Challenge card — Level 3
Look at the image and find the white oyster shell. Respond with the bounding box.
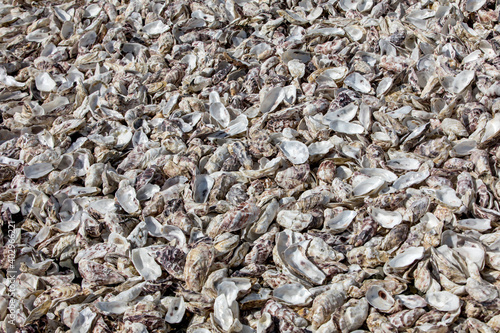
[272,283,312,305]
[392,170,430,190]
[210,102,231,128]
[366,285,394,311]
[481,113,500,144]
[260,86,285,114]
[466,0,486,12]
[283,240,326,285]
[426,291,460,312]
[95,301,129,315]
[376,77,393,96]
[193,174,214,203]
[323,103,358,123]
[116,185,140,214]
[344,73,371,93]
[330,120,365,134]
[326,210,357,233]
[71,307,97,333]
[370,208,402,228]
[279,140,309,165]
[359,168,397,183]
[35,73,56,92]
[435,186,462,208]
[394,295,427,309]
[163,297,186,324]
[457,219,491,232]
[24,163,54,179]
[353,177,385,196]
[388,247,425,269]
[386,158,421,171]
[131,248,162,281]
[453,140,477,156]
[143,20,170,35]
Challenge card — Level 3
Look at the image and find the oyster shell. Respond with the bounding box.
[2,0,499,331]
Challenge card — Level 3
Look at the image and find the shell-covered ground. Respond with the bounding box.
[1,0,500,332]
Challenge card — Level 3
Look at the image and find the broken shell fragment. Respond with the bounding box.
[345,73,371,93]
[24,163,54,179]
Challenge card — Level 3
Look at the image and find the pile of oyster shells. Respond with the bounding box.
[2,0,500,331]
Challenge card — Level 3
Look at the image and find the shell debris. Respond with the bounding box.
[1,0,500,332]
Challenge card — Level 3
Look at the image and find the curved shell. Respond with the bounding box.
[24,163,54,179]
[279,140,309,165]
[370,208,403,228]
[163,297,186,324]
[193,174,214,203]
[353,177,385,196]
[326,210,357,233]
[344,73,371,93]
[131,248,162,281]
[272,283,312,305]
[283,240,326,285]
[116,185,140,214]
[388,247,425,269]
[330,120,365,134]
[366,285,395,311]
[426,291,460,312]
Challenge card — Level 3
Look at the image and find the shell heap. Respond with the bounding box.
[1,0,500,332]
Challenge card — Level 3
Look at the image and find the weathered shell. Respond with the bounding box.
[184,241,214,292]
[5,0,500,330]
[310,282,348,329]
[277,210,314,231]
[71,307,97,333]
[283,240,326,285]
[207,202,260,238]
[78,260,125,285]
[262,299,308,332]
[276,164,310,189]
[24,163,54,179]
[345,73,371,93]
